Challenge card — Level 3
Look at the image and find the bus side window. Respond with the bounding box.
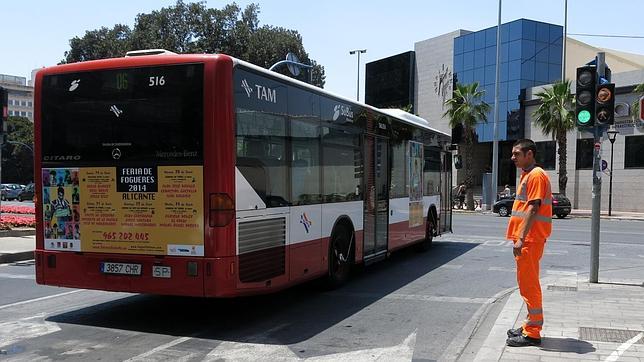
[237,156,268,200]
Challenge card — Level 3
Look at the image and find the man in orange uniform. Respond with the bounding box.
[505,139,552,347]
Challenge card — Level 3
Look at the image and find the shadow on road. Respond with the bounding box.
[47,241,478,345]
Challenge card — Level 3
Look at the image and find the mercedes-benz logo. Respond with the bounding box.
[112,148,122,160]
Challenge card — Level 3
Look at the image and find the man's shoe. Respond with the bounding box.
[507,326,523,338]
[506,334,541,347]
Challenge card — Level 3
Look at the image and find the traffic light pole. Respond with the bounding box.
[589,52,606,284]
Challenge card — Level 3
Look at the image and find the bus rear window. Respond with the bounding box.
[41,64,204,163]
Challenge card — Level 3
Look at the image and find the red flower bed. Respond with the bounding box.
[1,205,35,215]
[0,214,35,229]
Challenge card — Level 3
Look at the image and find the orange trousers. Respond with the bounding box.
[515,240,545,339]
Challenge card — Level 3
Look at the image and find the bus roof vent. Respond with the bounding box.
[125,49,178,57]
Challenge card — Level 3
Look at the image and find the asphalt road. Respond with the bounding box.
[0,213,642,361]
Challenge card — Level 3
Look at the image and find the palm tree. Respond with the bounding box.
[443,82,490,210]
[532,80,575,195]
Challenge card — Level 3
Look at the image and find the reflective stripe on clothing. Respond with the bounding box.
[517,241,545,339]
[510,211,552,224]
[506,166,553,241]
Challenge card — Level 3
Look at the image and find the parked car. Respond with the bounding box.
[493,192,572,218]
[17,183,35,202]
[1,184,23,201]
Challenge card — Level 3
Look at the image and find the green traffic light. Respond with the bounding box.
[577,110,591,124]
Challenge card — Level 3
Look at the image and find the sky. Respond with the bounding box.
[3,0,644,102]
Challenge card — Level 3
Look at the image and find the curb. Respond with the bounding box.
[438,286,516,361]
[473,288,524,361]
[0,229,36,237]
[0,250,34,264]
[472,276,559,361]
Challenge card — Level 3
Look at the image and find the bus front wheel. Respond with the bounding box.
[326,224,353,288]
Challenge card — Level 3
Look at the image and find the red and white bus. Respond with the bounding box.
[34,50,452,297]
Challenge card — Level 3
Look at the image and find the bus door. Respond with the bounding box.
[363,135,389,260]
[439,151,453,233]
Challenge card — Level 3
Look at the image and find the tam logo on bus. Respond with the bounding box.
[240,79,277,104]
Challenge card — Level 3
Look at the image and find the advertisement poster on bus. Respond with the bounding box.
[42,168,81,251]
[43,166,204,256]
[409,141,424,227]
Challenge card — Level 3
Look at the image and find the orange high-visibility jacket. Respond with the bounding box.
[506,166,552,241]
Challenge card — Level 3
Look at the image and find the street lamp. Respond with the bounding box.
[606,128,618,216]
[349,49,366,101]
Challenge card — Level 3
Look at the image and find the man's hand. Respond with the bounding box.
[513,238,524,257]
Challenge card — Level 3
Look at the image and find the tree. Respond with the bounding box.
[532,80,575,195]
[2,116,34,184]
[443,83,490,210]
[64,25,132,63]
[62,1,325,87]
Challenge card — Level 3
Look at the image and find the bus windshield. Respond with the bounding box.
[41,63,204,163]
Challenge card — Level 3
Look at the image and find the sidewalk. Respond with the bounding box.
[569,209,644,221]
[0,229,35,263]
[474,274,644,361]
[454,207,644,221]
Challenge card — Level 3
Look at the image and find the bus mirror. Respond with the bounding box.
[454,155,463,169]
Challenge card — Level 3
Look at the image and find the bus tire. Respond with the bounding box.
[417,208,436,252]
[326,223,353,288]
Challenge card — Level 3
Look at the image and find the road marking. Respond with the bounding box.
[203,330,417,361]
[488,267,514,273]
[544,250,568,255]
[441,235,642,248]
[556,227,642,236]
[438,264,463,269]
[600,253,616,257]
[123,337,192,361]
[308,330,416,361]
[482,239,511,247]
[0,319,61,348]
[125,323,290,361]
[0,290,82,311]
[0,272,35,280]
[604,332,643,362]
[639,255,644,258]
[328,291,493,305]
[546,270,577,276]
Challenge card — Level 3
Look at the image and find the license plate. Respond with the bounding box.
[152,265,172,278]
[100,262,142,276]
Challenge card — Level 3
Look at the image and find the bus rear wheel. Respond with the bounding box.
[326,224,353,288]
[417,217,435,252]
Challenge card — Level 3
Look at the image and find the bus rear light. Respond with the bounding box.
[209,193,235,227]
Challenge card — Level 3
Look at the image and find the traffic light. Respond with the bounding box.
[595,83,615,125]
[576,66,596,127]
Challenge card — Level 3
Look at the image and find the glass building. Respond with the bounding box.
[453,19,563,142]
[365,51,416,112]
